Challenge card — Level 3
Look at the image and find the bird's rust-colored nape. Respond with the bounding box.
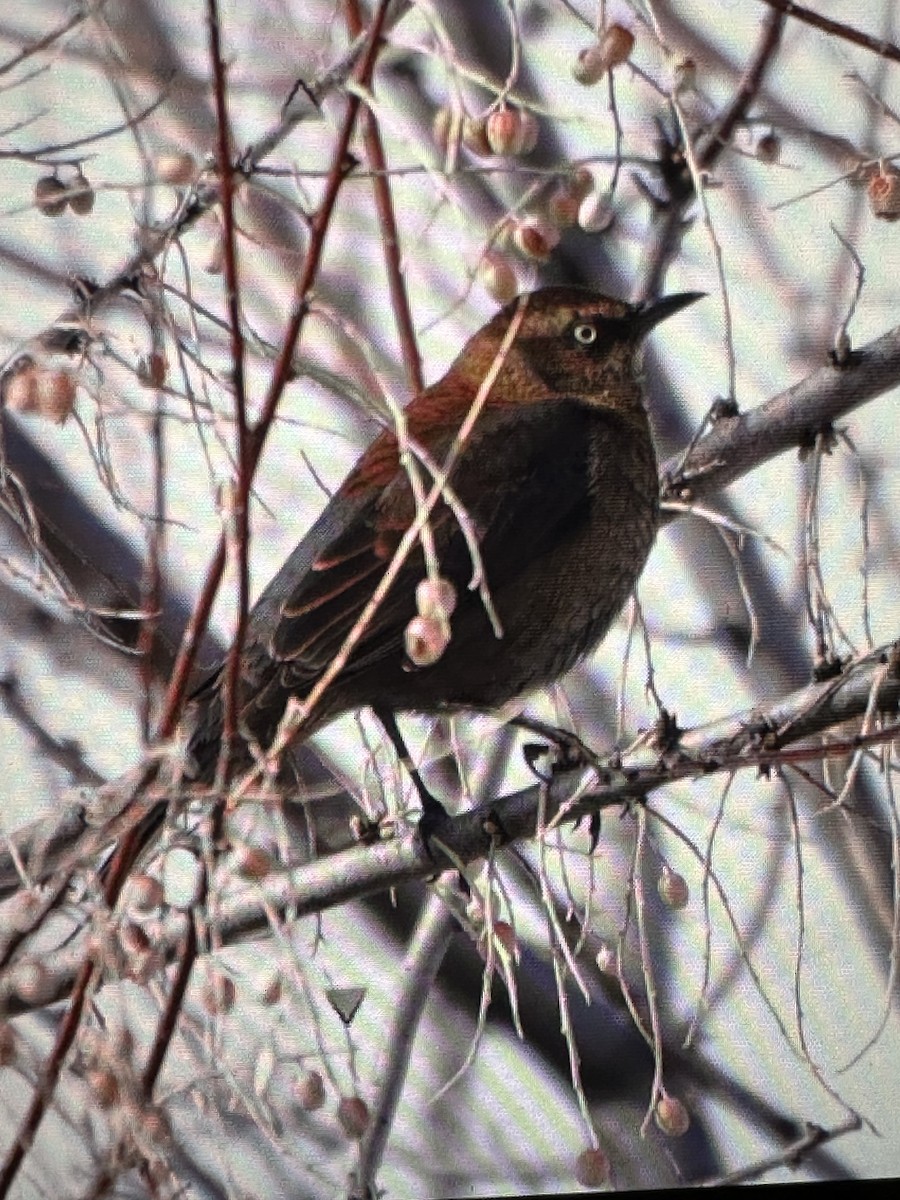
[345,287,675,495]
[436,286,643,407]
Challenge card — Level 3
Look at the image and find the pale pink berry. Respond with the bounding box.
[595,941,617,974]
[655,1093,690,1136]
[129,873,165,912]
[461,115,492,157]
[511,217,560,261]
[478,251,519,304]
[574,24,634,85]
[5,367,76,424]
[34,176,67,216]
[573,44,607,86]
[575,1146,610,1187]
[486,106,523,156]
[578,189,614,234]
[657,866,689,910]
[404,614,449,666]
[868,165,900,219]
[337,1095,370,1139]
[156,152,197,185]
[415,576,457,620]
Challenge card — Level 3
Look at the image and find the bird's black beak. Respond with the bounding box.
[633,291,706,338]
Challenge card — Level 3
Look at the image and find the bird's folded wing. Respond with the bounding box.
[263,400,602,689]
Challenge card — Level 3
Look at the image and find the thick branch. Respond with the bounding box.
[661,324,900,505]
[4,641,897,1014]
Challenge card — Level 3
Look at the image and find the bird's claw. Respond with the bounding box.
[417,793,450,852]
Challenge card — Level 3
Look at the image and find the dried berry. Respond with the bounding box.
[156,152,198,185]
[295,1069,326,1111]
[415,576,457,621]
[575,1146,611,1187]
[404,614,450,666]
[492,920,516,956]
[201,970,236,1015]
[755,132,781,164]
[34,176,68,217]
[600,23,635,68]
[657,866,689,909]
[868,164,900,219]
[511,217,560,261]
[261,975,282,1006]
[673,57,697,93]
[68,171,95,215]
[478,250,519,304]
[337,1095,370,1139]
[0,1022,16,1067]
[461,115,492,157]
[140,351,168,389]
[655,1093,690,1136]
[87,1068,120,1108]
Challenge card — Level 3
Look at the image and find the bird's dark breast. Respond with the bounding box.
[345,398,659,713]
[434,405,657,705]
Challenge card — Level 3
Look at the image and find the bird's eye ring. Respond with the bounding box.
[573,323,597,345]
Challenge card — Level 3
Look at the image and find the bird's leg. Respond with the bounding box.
[373,707,449,837]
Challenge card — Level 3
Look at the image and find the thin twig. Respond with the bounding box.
[756,0,900,65]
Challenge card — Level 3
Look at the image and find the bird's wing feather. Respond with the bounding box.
[256,399,601,689]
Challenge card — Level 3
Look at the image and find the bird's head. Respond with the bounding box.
[453,285,703,417]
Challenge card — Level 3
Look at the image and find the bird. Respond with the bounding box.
[184,285,702,827]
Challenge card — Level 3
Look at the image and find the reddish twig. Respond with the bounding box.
[642,8,785,299]
[136,316,168,742]
[205,0,251,775]
[756,0,900,65]
[698,8,786,169]
[0,958,95,1194]
[141,914,199,1099]
[155,0,394,742]
[0,8,397,1193]
[0,821,143,1195]
[344,0,424,396]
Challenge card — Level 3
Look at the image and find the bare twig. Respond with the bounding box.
[756,0,900,65]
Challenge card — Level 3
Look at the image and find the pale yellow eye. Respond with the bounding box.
[573,322,597,345]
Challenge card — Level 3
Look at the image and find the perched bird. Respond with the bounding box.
[186,286,701,820]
